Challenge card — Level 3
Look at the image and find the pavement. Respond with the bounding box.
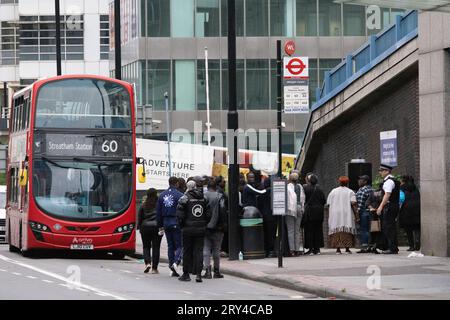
[133,234,450,300]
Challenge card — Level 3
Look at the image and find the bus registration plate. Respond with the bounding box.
[70,244,94,250]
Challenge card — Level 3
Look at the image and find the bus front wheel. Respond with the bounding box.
[112,252,126,260]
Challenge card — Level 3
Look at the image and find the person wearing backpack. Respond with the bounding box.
[137,188,162,274]
[202,179,227,279]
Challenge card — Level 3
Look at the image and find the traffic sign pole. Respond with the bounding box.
[277,40,284,268]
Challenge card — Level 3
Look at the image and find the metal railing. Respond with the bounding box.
[313,10,418,111]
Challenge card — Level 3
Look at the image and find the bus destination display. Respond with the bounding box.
[34,133,132,158]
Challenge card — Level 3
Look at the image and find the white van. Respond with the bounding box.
[0,185,6,243]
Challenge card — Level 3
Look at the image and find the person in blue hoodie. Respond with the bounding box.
[157,176,184,277]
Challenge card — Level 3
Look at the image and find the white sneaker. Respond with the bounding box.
[172,263,180,275]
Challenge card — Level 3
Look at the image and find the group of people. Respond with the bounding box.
[326,163,421,254]
[137,176,228,283]
[136,164,421,281]
[238,169,327,257]
[239,163,421,257]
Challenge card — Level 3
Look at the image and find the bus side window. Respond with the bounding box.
[11,98,17,132]
[22,97,29,130]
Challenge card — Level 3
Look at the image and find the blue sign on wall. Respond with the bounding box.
[380,130,398,167]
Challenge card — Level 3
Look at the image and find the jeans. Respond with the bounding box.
[140,226,162,268]
[358,210,370,247]
[165,225,182,266]
[203,231,224,270]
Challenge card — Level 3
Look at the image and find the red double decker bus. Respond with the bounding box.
[6,75,144,258]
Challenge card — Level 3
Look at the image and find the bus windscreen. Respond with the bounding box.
[35,78,131,130]
[32,159,132,220]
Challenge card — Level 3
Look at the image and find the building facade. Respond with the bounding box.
[113,0,405,153]
[0,0,110,114]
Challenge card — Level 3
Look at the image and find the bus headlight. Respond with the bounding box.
[114,223,134,234]
[29,221,51,233]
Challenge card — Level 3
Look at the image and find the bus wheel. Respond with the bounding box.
[112,252,125,260]
[21,249,34,258]
[18,224,32,257]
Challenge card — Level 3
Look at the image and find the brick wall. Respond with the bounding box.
[301,67,419,247]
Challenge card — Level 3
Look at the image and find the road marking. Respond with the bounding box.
[0,269,6,272]
[95,292,108,297]
[119,270,133,274]
[183,291,193,295]
[290,295,304,299]
[26,275,37,279]
[43,280,54,283]
[104,268,112,272]
[0,254,127,300]
[58,283,69,287]
[75,287,89,292]
[12,272,22,276]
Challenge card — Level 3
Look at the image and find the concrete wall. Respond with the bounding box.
[418,11,450,257]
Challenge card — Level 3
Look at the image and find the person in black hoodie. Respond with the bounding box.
[203,179,227,279]
[399,175,421,251]
[177,176,211,283]
[137,188,162,274]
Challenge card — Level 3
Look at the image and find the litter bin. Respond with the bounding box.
[240,206,265,259]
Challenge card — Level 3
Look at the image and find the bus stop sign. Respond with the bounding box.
[284,40,296,56]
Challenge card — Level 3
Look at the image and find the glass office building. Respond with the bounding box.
[112,0,404,153]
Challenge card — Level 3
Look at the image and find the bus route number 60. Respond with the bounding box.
[102,140,118,153]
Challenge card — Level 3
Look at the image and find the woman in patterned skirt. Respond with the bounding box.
[327,176,360,254]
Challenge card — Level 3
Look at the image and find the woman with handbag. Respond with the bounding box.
[302,174,326,255]
[366,189,383,254]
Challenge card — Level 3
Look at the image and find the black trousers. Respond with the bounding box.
[221,230,229,253]
[263,218,277,254]
[382,209,399,253]
[182,233,204,276]
[140,226,162,268]
[304,221,324,251]
[404,225,420,249]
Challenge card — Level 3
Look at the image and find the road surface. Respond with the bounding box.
[0,245,319,300]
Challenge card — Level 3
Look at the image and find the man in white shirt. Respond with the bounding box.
[377,164,400,254]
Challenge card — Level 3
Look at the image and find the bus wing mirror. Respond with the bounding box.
[137,157,146,183]
[138,165,146,184]
[19,168,28,187]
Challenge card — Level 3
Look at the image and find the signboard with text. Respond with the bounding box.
[136,139,214,190]
[271,178,287,216]
[380,130,398,167]
[283,57,309,114]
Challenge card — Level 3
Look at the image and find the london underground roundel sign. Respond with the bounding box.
[283,57,309,79]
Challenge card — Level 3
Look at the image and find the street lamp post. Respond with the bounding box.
[205,47,211,147]
[114,0,121,80]
[55,0,61,76]
[227,0,240,261]
[165,92,172,177]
